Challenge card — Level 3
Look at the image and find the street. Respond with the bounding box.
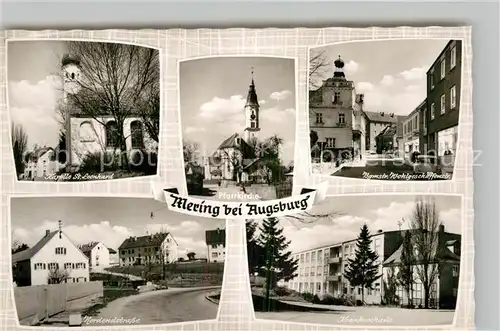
[88,287,220,326]
[256,305,455,326]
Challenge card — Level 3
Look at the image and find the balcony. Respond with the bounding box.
[328,256,341,264]
[326,274,342,282]
[336,122,348,128]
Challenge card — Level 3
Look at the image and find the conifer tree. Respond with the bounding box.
[258,217,298,311]
[398,230,416,307]
[343,224,381,304]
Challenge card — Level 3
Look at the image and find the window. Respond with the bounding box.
[324,265,328,274]
[452,265,459,277]
[333,91,340,104]
[79,121,95,142]
[450,85,457,109]
[305,253,310,262]
[55,247,67,255]
[130,121,144,149]
[316,283,321,292]
[305,267,309,276]
[34,263,45,270]
[48,263,59,270]
[423,108,427,129]
[311,268,315,276]
[338,113,345,124]
[311,251,316,262]
[450,46,456,69]
[317,250,323,262]
[374,239,381,252]
[76,262,86,269]
[317,266,322,275]
[299,283,303,292]
[250,122,256,128]
[300,254,304,262]
[105,121,119,148]
[211,244,218,249]
[325,138,335,148]
[430,69,435,89]
[315,113,323,124]
[440,59,446,79]
[430,103,436,120]
[440,94,446,114]
[212,252,218,258]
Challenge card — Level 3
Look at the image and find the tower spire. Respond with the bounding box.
[251,67,254,85]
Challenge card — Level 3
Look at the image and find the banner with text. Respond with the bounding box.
[150,181,328,219]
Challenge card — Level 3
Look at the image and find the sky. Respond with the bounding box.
[8,41,69,150]
[11,197,224,259]
[180,57,296,165]
[310,39,451,117]
[279,194,462,254]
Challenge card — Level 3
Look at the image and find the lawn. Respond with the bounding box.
[82,288,138,316]
[107,262,225,276]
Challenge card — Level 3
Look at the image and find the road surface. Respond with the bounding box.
[88,287,220,326]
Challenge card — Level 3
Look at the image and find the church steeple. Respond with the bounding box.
[333,55,346,79]
[244,67,261,141]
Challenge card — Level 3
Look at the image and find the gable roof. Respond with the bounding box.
[118,233,171,250]
[206,229,226,245]
[364,111,398,123]
[383,239,461,266]
[215,133,255,158]
[79,241,116,254]
[12,231,59,263]
[26,147,55,163]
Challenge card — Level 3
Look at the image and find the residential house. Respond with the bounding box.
[118,232,179,267]
[79,241,117,269]
[375,125,397,154]
[23,147,60,180]
[206,228,226,263]
[423,40,461,168]
[12,224,89,286]
[61,54,158,169]
[383,224,461,309]
[286,225,461,308]
[310,56,359,162]
[363,111,399,153]
[402,101,425,160]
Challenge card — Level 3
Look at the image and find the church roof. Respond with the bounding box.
[216,133,255,158]
[245,75,259,107]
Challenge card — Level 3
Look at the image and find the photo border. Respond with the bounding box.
[252,192,470,330]
[7,193,227,329]
[305,38,468,183]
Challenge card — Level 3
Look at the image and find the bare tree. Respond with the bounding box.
[63,42,160,168]
[11,122,28,176]
[407,196,442,309]
[154,228,171,280]
[309,50,330,90]
[183,140,201,164]
[47,268,69,284]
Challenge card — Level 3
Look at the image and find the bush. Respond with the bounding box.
[129,149,158,175]
[301,292,315,302]
[273,286,291,297]
[80,151,121,173]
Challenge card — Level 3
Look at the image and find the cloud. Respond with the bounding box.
[13,219,211,259]
[399,67,427,81]
[282,199,461,254]
[380,75,394,86]
[270,90,292,102]
[356,82,374,93]
[259,100,267,105]
[344,60,359,75]
[199,95,246,119]
[8,75,64,149]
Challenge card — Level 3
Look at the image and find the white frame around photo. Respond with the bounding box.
[5,38,165,186]
[7,193,227,329]
[251,192,470,330]
[305,38,468,183]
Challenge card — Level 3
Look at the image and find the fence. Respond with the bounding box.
[14,281,103,321]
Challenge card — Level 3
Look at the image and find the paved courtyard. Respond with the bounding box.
[255,306,455,326]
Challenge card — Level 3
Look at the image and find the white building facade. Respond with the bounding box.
[12,228,90,286]
[206,228,226,263]
[23,147,60,180]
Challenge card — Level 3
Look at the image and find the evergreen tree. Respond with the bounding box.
[398,230,416,308]
[343,224,381,304]
[246,220,265,276]
[258,217,298,311]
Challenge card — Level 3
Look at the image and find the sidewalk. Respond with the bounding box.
[312,157,367,175]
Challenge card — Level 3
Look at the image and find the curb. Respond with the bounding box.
[205,294,220,305]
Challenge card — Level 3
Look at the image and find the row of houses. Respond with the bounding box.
[285,224,461,309]
[12,221,180,287]
[310,40,461,165]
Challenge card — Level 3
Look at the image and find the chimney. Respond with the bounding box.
[439,224,445,233]
[377,229,383,234]
[45,230,50,237]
